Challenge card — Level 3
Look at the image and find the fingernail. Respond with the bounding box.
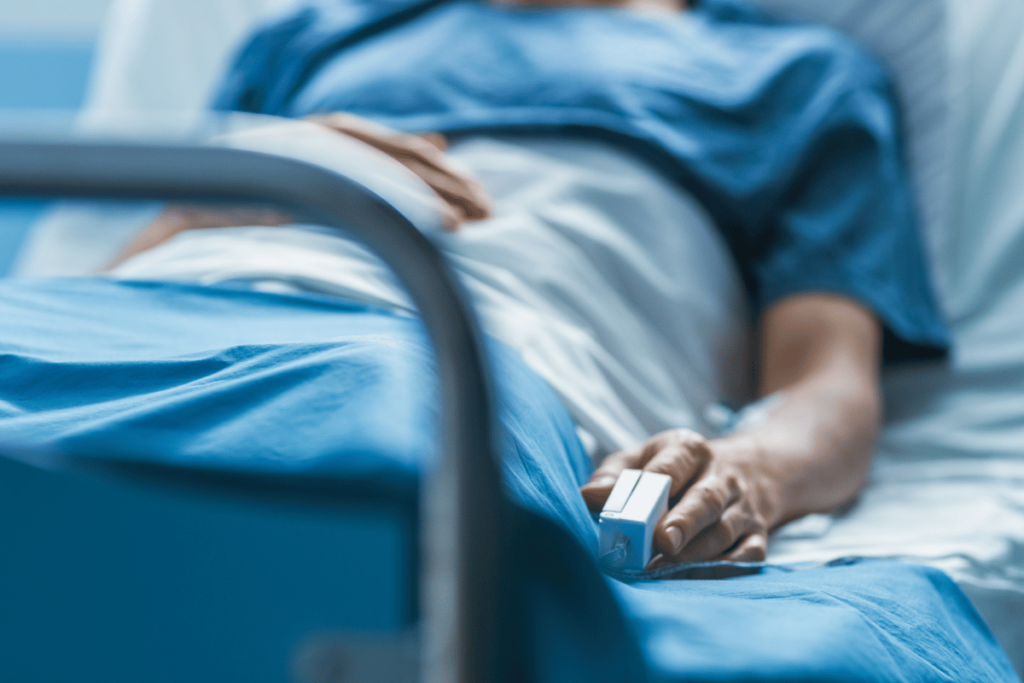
[584,475,616,490]
[665,526,683,553]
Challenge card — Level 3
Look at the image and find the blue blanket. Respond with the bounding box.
[0,277,596,541]
[0,278,1015,682]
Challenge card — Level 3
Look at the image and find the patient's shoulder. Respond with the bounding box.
[695,0,893,93]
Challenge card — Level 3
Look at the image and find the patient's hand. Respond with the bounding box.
[581,429,776,564]
[580,294,883,568]
[308,113,492,230]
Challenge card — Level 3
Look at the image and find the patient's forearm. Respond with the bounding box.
[735,294,882,528]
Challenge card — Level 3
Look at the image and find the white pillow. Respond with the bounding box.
[747,0,951,302]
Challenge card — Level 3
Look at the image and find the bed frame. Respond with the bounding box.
[0,138,509,683]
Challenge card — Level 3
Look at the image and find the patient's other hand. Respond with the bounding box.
[308,113,493,231]
[580,429,778,565]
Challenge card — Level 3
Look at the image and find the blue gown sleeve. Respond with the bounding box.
[741,42,950,362]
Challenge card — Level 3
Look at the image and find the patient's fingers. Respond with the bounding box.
[586,429,774,564]
[308,113,492,229]
[580,428,710,511]
[420,132,448,152]
[721,533,768,563]
[660,500,760,563]
[659,483,770,564]
[654,474,739,555]
[397,152,492,222]
[163,206,291,229]
[642,430,712,497]
[378,136,492,220]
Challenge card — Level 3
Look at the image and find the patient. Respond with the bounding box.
[105,0,950,566]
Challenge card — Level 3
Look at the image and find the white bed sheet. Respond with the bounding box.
[770,456,1024,674]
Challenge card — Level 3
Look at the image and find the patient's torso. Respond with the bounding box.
[218,0,950,365]
[112,135,752,456]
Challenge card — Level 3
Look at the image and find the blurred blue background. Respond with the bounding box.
[0,40,94,110]
[0,1,107,275]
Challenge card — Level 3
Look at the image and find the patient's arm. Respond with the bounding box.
[581,293,882,563]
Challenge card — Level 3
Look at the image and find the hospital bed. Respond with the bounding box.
[2,0,1024,680]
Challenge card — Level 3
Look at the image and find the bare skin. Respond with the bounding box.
[581,294,882,564]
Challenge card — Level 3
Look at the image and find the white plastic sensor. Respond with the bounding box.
[598,469,672,571]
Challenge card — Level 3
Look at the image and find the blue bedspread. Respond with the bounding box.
[0,278,1016,682]
[0,277,596,543]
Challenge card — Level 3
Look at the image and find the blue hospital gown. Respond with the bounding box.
[215,0,950,363]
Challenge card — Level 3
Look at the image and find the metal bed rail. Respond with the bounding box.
[0,139,505,683]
